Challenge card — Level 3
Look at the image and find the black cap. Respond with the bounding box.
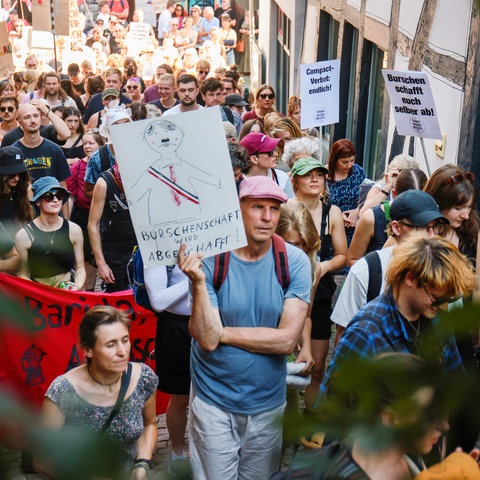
[0,146,26,175]
[224,93,249,107]
[390,190,448,226]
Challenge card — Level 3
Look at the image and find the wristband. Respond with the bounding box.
[380,188,390,196]
[134,458,152,467]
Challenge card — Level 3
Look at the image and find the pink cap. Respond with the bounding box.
[240,132,281,156]
[239,176,288,203]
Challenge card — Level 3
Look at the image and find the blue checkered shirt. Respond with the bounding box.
[320,290,463,395]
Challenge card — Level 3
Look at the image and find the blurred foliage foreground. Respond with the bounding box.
[2,293,480,479]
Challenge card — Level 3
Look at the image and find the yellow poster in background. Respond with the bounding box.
[0,21,14,78]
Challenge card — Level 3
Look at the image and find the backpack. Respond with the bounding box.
[128,246,174,312]
[99,144,111,173]
[213,233,290,292]
[109,0,124,9]
[365,250,382,302]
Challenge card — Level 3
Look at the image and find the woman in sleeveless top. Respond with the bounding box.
[60,107,85,166]
[289,157,347,412]
[35,306,158,478]
[348,168,427,267]
[15,176,85,289]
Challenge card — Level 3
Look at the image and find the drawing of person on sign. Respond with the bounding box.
[134,119,221,225]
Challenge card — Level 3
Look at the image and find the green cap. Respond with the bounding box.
[290,157,328,177]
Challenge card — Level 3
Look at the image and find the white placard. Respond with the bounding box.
[300,59,340,129]
[110,107,247,267]
[382,69,442,139]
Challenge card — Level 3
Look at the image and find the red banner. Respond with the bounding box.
[0,273,169,413]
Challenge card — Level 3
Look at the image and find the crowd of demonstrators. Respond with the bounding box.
[2,7,480,478]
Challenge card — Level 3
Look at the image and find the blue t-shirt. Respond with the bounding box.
[191,243,311,415]
[84,145,115,185]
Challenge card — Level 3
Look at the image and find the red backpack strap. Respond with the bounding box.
[272,234,290,291]
[213,251,230,292]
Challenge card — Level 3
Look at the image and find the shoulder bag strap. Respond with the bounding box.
[101,362,132,433]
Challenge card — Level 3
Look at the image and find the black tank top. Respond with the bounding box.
[24,218,75,278]
[100,169,137,247]
[368,205,388,253]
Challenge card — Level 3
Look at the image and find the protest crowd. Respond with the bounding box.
[1,1,480,480]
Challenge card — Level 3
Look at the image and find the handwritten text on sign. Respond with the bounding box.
[382,70,441,139]
[300,59,340,129]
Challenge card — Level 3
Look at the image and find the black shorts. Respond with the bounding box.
[310,296,332,340]
[155,311,191,395]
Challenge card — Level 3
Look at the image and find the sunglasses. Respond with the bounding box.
[198,70,209,75]
[126,85,139,90]
[259,93,275,99]
[42,190,66,202]
[399,221,445,236]
[423,285,461,308]
[445,172,475,185]
[0,106,15,112]
[255,150,276,157]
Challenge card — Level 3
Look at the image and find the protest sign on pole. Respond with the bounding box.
[300,59,340,129]
[110,107,247,267]
[0,22,14,78]
[382,69,442,139]
[32,0,52,32]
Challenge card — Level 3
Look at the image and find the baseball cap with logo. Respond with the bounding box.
[240,132,281,156]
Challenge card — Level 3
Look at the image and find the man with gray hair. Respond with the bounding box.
[179,175,311,479]
[198,6,219,43]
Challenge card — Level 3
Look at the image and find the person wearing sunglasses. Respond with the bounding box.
[15,176,85,290]
[242,84,283,129]
[424,165,480,375]
[0,95,19,143]
[322,231,475,404]
[332,190,451,345]
[125,77,143,103]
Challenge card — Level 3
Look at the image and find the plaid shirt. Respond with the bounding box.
[321,290,463,395]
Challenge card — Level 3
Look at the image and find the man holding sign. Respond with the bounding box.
[179,176,311,479]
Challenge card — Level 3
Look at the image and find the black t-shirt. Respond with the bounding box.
[12,138,71,183]
[1,126,66,147]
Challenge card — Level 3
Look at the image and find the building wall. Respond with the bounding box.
[254,0,479,178]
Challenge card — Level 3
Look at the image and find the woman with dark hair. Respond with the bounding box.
[348,168,427,266]
[128,101,147,121]
[424,164,479,270]
[172,3,185,28]
[61,106,85,166]
[0,146,33,235]
[242,84,283,128]
[60,79,85,113]
[326,139,366,245]
[15,176,85,289]
[35,305,158,479]
[81,75,105,108]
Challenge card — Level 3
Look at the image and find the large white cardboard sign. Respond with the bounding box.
[110,107,247,267]
[300,59,340,129]
[382,69,442,139]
